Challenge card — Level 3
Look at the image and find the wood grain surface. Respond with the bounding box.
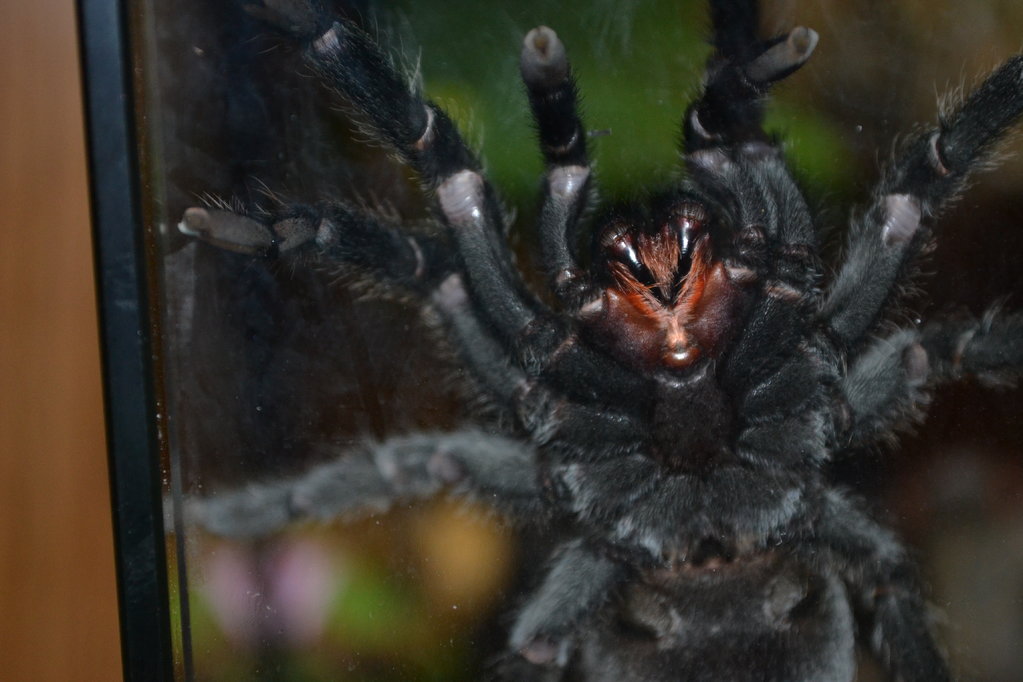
[0,1,122,679]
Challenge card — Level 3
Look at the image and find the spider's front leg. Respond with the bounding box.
[520,26,594,310]
[293,11,541,345]
[684,0,818,151]
[821,54,1023,347]
[259,2,648,405]
[672,0,829,418]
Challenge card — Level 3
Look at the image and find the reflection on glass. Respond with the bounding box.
[137,1,1023,680]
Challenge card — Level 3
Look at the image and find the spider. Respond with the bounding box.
[174,0,1023,679]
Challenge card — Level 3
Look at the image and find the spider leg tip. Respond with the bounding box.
[789,26,819,59]
[744,26,819,84]
[178,206,209,237]
[517,635,570,666]
[179,206,277,256]
[521,26,569,89]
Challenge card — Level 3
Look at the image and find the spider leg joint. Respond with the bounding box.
[548,165,590,199]
[880,194,921,247]
[312,22,343,56]
[437,170,486,227]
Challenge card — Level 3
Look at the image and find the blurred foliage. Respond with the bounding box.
[176,504,512,681]
[389,0,855,210]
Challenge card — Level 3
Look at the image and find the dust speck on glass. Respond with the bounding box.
[136,0,1023,680]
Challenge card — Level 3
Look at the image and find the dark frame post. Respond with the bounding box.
[77,0,174,679]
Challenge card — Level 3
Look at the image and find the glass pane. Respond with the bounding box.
[133,1,1023,680]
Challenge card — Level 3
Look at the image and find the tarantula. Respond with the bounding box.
[175,0,1023,679]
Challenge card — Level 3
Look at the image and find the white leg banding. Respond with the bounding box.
[688,109,715,141]
[413,106,436,151]
[880,194,921,247]
[437,170,486,227]
[406,236,426,279]
[687,147,732,174]
[312,24,342,55]
[765,281,803,302]
[432,273,469,310]
[548,165,590,200]
[315,218,338,249]
[928,132,950,177]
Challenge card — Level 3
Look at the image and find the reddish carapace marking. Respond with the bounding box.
[584,204,751,371]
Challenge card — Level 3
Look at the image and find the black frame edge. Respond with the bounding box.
[76,0,174,679]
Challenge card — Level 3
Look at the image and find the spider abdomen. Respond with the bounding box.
[573,553,856,682]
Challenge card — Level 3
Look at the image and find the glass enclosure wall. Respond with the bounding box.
[126,1,1023,680]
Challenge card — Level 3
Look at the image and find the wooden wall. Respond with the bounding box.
[0,0,122,679]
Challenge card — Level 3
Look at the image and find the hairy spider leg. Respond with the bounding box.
[180,205,649,457]
[431,273,645,462]
[190,2,653,412]
[179,204,649,415]
[179,202,459,291]
[807,492,951,682]
[297,9,655,412]
[188,429,545,540]
[683,0,818,153]
[840,309,1023,448]
[514,24,667,407]
[303,19,537,336]
[839,329,930,449]
[520,26,595,310]
[507,539,626,667]
[921,309,1023,385]
[821,55,1023,348]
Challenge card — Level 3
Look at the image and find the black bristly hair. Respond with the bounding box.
[174,1,1023,680]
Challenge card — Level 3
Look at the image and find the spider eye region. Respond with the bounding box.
[588,201,752,371]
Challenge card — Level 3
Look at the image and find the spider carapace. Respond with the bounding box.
[589,197,750,371]
[176,0,1023,680]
